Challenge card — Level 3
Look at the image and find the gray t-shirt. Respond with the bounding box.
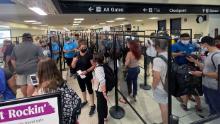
[11,42,43,75]
[202,50,220,90]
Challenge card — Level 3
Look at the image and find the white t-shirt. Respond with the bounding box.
[146,40,157,57]
[152,52,167,92]
[92,65,106,92]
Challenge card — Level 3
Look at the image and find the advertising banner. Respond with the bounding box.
[0,93,61,124]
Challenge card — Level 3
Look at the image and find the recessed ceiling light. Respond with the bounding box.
[149,17,159,20]
[24,20,37,23]
[73,24,79,26]
[99,23,106,25]
[74,18,84,21]
[63,27,70,31]
[136,20,143,22]
[115,17,126,20]
[29,7,47,16]
[73,21,82,24]
[32,22,42,25]
[0,25,9,28]
[106,20,115,23]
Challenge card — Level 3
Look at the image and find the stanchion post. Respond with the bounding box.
[63,36,66,70]
[49,36,53,59]
[109,33,125,119]
[140,32,151,90]
[58,34,62,74]
[218,64,220,90]
[96,32,99,52]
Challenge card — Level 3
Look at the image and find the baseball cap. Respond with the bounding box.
[65,36,70,41]
[22,33,32,38]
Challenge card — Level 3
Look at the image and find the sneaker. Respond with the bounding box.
[89,105,96,116]
[81,101,88,108]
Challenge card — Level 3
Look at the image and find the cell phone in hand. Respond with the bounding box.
[30,74,39,86]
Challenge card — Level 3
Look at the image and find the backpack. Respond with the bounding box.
[211,52,220,71]
[58,81,81,124]
[211,52,220,89]
[156,55,168,93]
[100,63,116,93]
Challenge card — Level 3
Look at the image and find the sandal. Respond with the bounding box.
[119,98,127,104]
[180,103,188,111]
[195,105,202,112]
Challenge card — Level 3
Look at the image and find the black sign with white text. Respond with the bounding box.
[52,0,220,14]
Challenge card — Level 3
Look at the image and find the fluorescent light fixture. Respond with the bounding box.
[24,20,37,23]
[99,23,106,25]
[73,24,79,26]
[149,17,159,20]
[29,7,47,16]
[40,25,48,26]
[74,18,84,21]
[136,20,143,22]
[32,22,42,24]
[115,17,126,20]
[0,25,9,28]
[106,20,115,23]
[73,21,82,24]
[63,27,69,31]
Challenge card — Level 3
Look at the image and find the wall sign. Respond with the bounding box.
[52,0,220,14]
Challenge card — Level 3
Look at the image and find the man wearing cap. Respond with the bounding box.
[187,36,220,115]
[63,36,78,76]
[11,33,43,97]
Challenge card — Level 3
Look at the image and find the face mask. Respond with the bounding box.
[81,48,87,53]
[181,40,190,45]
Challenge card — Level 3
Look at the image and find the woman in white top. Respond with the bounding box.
[92,53,108,124]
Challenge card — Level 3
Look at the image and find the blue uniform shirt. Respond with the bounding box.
[51,42,60,60]
[63,41,78,58]
[172,41,196,65]
[0,69,16,101]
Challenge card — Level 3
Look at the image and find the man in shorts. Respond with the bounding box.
[11,33,43,97]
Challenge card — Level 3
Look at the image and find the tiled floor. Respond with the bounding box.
[15,59,215,124]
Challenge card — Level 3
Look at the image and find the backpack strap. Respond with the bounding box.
[156,55,168,90]
[211,52,220,70]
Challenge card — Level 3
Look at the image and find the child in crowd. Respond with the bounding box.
[92,53,108,124]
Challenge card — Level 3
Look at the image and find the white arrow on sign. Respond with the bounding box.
[143,8,147,12]
[88,7,94,12]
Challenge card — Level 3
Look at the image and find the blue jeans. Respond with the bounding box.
[126,67,140,97]
[203,86,220,115]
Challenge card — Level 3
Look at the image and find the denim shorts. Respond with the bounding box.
[153,87,168,104]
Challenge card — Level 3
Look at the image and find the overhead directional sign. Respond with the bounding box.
[52,0,220,14]
[88,7,94,12]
